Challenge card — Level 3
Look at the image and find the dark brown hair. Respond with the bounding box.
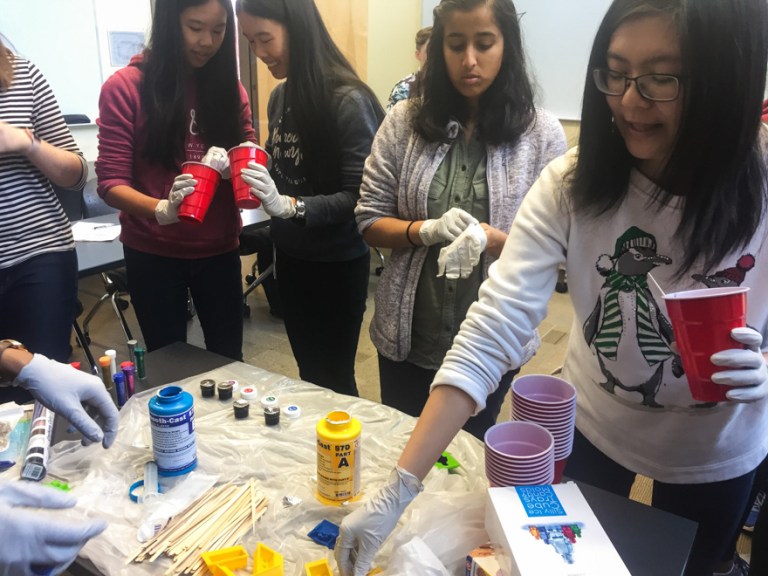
[0,37,14,92]
[569,0,768,275]
[413,0,535,145]
[415,26,432,50]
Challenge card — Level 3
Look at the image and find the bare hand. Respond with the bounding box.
[0,121,32,154]
[480,223,507,258]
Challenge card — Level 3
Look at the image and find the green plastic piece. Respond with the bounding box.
[434,451,460,470]
[45,479,72,491]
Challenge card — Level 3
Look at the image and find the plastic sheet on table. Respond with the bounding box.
[14,361,491,575]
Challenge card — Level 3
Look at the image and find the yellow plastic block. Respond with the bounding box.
[304,558,333,576]
[368,569,384,575]
[202,545,248,574]
[253,542,284,576]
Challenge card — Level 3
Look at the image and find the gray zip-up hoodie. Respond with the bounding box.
[356,101,567,362]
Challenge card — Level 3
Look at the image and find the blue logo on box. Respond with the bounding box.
[515,486,567,517]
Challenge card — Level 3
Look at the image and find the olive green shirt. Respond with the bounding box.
[408,132,489,369]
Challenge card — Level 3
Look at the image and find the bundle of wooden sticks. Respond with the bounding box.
[130,479,268,576]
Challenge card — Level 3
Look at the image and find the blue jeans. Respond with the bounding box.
[0,250,78,403]
[123,246,243,361]
[378,353,516,441]
[564,428,757,575]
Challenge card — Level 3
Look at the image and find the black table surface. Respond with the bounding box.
[577,481,696,575]
[64,343,695,576]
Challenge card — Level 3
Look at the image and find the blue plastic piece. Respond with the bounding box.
[307,519,339,549]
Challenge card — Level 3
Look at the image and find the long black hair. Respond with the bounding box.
[570,0,768,275]
[140,0,246,170]
[236,0,384,191]
[413,0,535,145]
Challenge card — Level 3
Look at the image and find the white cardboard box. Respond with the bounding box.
[485,483,631,576]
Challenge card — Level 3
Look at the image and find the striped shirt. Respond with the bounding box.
[0,55,83,269]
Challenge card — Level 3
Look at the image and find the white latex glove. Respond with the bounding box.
[15,355,119,448]
[335,466,423,576]
[418,207,478,246]
[0,480,107,576]
[155,174,197,225]
[240,162,296,219]
[201,146,230,178]
[710,327,768,402]
[437,222,487,279]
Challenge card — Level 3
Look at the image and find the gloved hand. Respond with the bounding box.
[155,174,197,225]
[240,162,296,219]
[418,207,477,246]
[711,327,768,402]
[15,355,119,448]
[201,146,230,178]
[0,480,107,576]
[335,466,423,576]
[437,221,487,279]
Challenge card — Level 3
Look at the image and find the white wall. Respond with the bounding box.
[368,0,422,106]
[0,0,151,161]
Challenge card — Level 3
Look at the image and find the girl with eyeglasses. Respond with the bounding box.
[96,0,256,360]
[234,0,385,397]
[337,1,768,575]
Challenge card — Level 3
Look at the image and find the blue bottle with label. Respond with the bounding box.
[148,386,197,476]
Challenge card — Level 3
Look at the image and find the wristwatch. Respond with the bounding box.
[0,339,27,384]
[294,197,307,220]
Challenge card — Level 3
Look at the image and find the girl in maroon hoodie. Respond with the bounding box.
[96,0,256,359]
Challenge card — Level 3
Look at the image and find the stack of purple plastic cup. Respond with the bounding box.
[511,374,577,483]
[483,420,555,487]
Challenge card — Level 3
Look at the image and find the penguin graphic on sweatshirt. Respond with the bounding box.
[583,227,683,407]
[692,254,755,288]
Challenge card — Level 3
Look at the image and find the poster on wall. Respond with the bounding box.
[108,31,146,67]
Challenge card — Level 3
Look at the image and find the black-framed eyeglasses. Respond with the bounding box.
[593,68,683,102]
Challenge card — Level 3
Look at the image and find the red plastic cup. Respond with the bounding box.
[664,286,749,402]
[228,145,270,209]
[554,457,568,484]
[177,162,221,224]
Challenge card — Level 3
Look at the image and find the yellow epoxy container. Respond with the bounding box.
[316,410,361,505]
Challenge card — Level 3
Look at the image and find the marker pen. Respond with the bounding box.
[98,356,113,395]
[105,349,117,378]
[121,362,136,398]
[113,372,126,408]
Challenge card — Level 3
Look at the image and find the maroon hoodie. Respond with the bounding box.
[95,54,256,258]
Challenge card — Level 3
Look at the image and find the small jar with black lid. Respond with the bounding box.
[217,380,234,400]
[200,379,216,398]
[233,399,250,419]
